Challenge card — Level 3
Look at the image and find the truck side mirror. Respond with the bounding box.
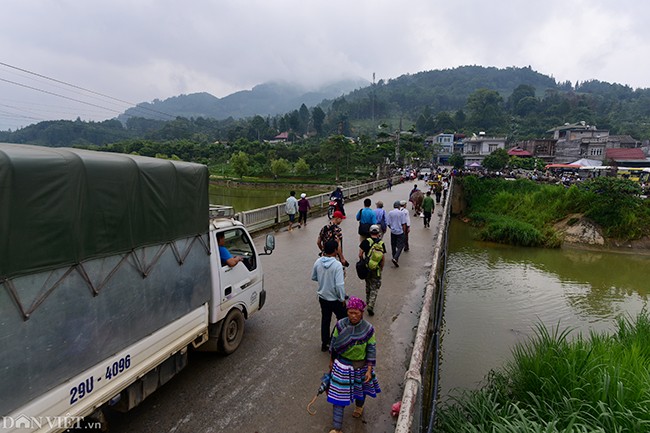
[262,233,275,255]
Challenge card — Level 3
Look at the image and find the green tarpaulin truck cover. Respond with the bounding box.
[0,144,209,279]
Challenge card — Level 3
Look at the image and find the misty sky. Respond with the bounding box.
[1,0,649,131]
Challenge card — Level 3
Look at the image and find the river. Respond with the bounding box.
[439,218,650,399]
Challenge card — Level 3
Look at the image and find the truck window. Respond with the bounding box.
[218,228,257,271]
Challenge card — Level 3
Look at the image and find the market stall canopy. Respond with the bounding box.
[545,164,581,170]
[468,162,482,167]
[569,158,602,167]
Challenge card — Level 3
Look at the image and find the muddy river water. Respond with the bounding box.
[439,219,650,399]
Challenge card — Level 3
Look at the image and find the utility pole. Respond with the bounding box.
[371,72,375,124]
[395,116,402,164]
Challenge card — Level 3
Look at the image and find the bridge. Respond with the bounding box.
[109,179,450,433]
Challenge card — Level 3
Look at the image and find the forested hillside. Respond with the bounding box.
[2,65,650,149]
[116,79,369,122]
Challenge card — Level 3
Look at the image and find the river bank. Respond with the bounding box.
[452,175,650,251]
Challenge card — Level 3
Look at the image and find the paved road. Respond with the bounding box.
[108,180,442,433]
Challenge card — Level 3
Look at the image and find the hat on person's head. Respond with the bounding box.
[332,210,346,219]
[393,200,401,208]
[400,200,407,206]
[300,193,307,198]
[346,296,366,312]
[323,239,339,255]
[369,224,381,234]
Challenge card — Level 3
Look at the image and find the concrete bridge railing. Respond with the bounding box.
[395,178,452,433]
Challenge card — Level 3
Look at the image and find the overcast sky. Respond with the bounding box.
[1,0,649,131]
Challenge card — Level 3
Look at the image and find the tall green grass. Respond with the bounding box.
[436,312,650,432]
[459,176,650,246]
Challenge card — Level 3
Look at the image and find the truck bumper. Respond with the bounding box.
[259,289,266,310]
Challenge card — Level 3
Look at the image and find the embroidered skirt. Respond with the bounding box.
[326,358,381,406]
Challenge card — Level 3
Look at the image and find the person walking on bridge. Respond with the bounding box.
[355,198,377,242]
[312,240,348,352]
[285,191,299,231]
[422,191,435,228]
[399,200,411,252]
[326,296,381,433]
[386,200,407,267]
[298,192,311,227]
[358,225,385,316]
[317,211,349,267]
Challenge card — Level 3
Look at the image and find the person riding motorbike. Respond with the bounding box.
[330,185,345,216]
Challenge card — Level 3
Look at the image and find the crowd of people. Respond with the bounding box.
[281,178,442,433]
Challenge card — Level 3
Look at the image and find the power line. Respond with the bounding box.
[0,77,124,114]
[0,61,177,120]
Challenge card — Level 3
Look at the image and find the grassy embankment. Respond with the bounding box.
[436,312,650,432]
[459,176,650,247]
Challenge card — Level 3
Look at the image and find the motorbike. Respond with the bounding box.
[327,198,343,219]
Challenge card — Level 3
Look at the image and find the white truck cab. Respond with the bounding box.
[203,217,275,353]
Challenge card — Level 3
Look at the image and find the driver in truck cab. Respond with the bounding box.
[217,232,244,267]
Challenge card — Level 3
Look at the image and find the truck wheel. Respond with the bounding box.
[220,309,245,354]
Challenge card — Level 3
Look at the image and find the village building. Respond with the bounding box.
[424,133,454,164]
[461,133,507,166]
[516,138,556,163]
[545,121,646,164]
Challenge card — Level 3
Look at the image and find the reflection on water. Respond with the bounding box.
[439,219,650,399]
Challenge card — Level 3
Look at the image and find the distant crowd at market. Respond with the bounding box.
[401,165,650,196]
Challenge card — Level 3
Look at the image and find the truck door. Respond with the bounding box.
[215,228,263,314]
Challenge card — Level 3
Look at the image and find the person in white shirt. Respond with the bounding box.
[399,200,411,252]
[386,201,407,267]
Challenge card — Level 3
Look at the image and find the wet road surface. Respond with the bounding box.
[107,180,442,433]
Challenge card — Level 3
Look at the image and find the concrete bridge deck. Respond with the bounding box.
[109,180,443,433]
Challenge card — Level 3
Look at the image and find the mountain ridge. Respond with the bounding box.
[118,78,370,122]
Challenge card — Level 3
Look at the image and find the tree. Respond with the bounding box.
[298,103,310,135]
[449,152,465,170]
[434,111,455,132]
[578,177,645,238]
[482,148,509,171]
[320,135,353,182]
[466,89,507,133]
[270,158,291,178]
[294,157,310,176]
[312,107,326,135]
[506,84,536,112]
[230,151,250,178]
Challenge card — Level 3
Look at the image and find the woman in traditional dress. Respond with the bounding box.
[326,296,381,433]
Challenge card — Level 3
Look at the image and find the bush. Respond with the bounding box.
[479,216,544,247]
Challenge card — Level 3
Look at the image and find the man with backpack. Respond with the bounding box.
[317,211,349,267]
[358,225,386,316]
[356,198,377,242]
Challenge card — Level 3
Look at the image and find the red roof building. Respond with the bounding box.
[507,146,533,157]
[605,148,646,161]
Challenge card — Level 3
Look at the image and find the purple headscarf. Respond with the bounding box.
[346,296,366,312]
